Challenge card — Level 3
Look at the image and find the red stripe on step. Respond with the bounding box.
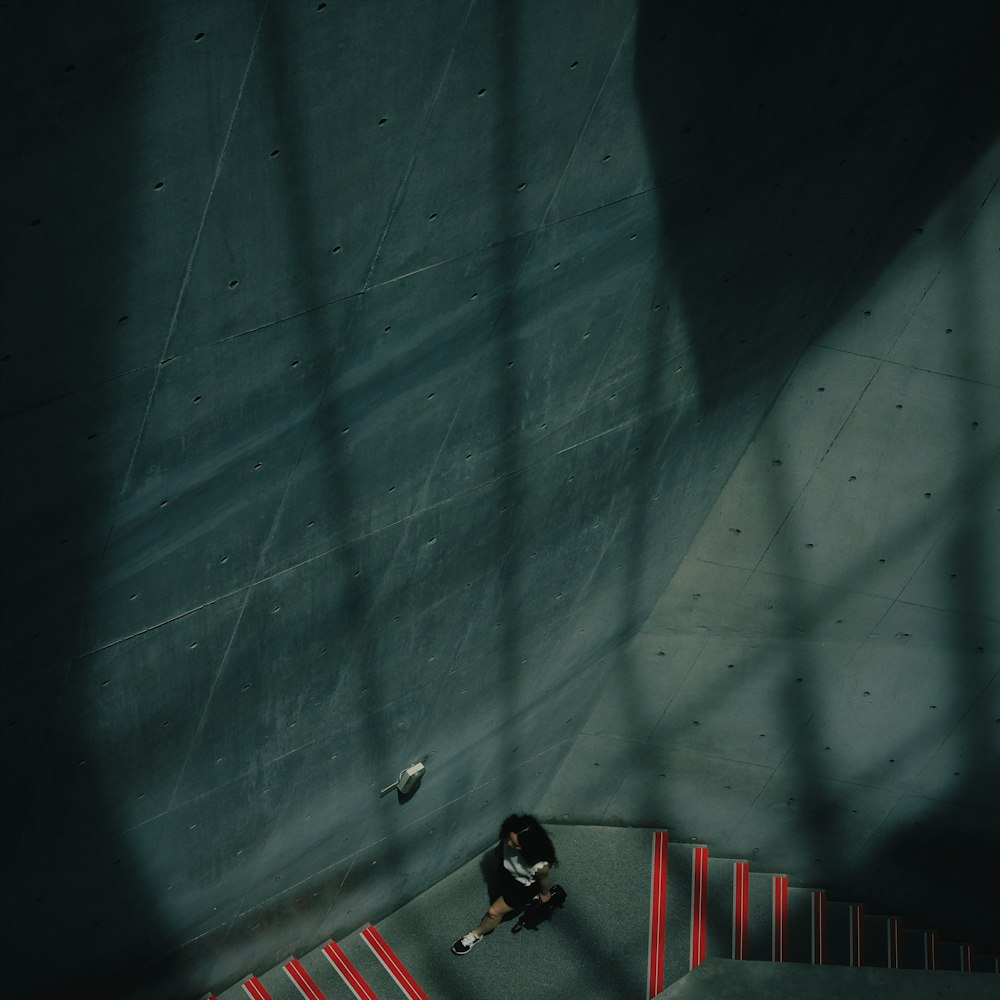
[285,957,326,1000]
[242,977,272,1000]
[773,876,788,963]
[690,847,709,970]
[851,904,864,967]
[362,925,429,1000]
[812,891,827,965]
[733,862,749,960]
[647,831,669,998]
[323,941,381,1000]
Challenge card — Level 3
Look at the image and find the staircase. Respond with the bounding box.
[202,825,998,1000]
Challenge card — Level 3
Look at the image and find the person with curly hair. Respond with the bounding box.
[452,814,559,955]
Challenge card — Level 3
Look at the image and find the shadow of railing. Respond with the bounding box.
[615,0,1000,946]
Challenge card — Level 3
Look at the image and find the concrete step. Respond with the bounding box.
[786,887,825,965]
[698,857,823,969]
[216,938,409,1000]
[902,928,940,970]
[973,953,999,974]
[705,858,750,962]
[937,940,974,972]
[657,837,704,991]
[220,961,318,1000]
[281,955,340,1000]
[863,914,904,969]
[825,901,864,967]
[298,937,385,1000]
[218,973,277,1000]
[653,957,1000,1000]
[747,872,789,963]
[204,824,998,998]
[321,823,658,1000]
[343,924,433,1000]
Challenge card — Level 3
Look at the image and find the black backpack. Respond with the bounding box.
[511,885,567,933]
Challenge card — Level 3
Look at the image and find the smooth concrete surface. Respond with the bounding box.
[658,958,997,1000]
[2,2,998,997]
[540,79,1000,943]
[540,138,1000,934]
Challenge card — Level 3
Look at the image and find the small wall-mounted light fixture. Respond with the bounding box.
[380,762,425,798]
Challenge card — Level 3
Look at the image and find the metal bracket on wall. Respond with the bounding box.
[380,762,426,797]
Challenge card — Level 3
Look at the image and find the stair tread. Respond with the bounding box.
[257,960,305,1000]
[654,957,1000,999]
[204,825,997,997]
[335,824,656,999]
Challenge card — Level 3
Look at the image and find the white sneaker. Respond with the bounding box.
[451,931,482,955]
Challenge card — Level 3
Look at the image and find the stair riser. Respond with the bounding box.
[706,859,750,962]
[787,888,825,965]
[660,843,701,990]
[207,827,996,998]
[864,916,903,969]
[827,902,864,967]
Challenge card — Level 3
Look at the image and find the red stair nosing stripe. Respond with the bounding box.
[285,957,326,1000]
[733,862,749,961]
[362,925,429,1000]
[243,976,273,1000]
[812,890,827,965]
[647,831,669,998]
[323,941,380,1000]
[690,846,709,970]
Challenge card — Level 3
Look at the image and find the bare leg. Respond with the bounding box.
[472,896,514,937]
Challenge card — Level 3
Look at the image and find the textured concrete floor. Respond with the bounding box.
[284,824,656,1000]
[660,958,998,1000]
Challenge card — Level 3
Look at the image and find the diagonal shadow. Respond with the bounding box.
[573,0,999,951]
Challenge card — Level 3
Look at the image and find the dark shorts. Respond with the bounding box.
[498,868,541,909]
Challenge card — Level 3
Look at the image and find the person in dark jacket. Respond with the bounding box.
[452,814,559,955]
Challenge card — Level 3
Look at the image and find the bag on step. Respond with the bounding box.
[511,885,567,933]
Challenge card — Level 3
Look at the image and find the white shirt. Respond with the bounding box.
[503,840,549,886]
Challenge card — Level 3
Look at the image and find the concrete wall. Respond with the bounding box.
[1,1,996,996]
[541,115,1000,940]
